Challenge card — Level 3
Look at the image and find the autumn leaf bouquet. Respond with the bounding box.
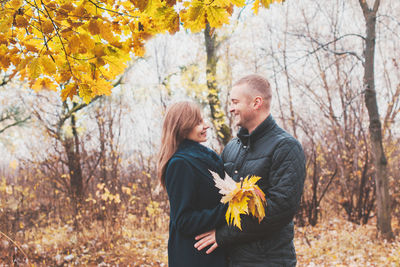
[210,171,267,230]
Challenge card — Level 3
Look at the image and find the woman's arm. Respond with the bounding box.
[165,157,227,236]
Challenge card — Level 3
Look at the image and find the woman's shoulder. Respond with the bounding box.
[164,156,193,181]
[167,154,189,168]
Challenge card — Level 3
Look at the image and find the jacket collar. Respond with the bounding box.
[237,115,276,147]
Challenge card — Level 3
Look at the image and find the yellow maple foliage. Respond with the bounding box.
[211,171,266,230]
[0,0,284,103]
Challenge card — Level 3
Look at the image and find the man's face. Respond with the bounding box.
[229,84,255,129]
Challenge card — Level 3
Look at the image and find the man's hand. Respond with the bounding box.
[194,229,218,254]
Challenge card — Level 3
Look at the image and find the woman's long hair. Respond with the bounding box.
[157,101,202,188]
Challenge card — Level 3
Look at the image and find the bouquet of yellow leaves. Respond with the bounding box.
[210,171,267,230]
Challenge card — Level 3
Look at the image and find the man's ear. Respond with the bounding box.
[253,96,263,110]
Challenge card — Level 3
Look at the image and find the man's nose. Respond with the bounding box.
[229,106,235,113]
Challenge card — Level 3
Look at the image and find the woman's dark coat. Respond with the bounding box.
[165,139,227,267]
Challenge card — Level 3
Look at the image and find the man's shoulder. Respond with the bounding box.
[221,137,240,160]
[224,137,241,151]
[269,126,302,146]
[226,136,240,145]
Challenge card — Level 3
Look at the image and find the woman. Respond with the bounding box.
[157,101,227,267]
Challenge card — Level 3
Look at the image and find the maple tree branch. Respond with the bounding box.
[0,74,11,87]
[87,0,138,18]
[32,0,53,57]
[40,0,75,80]
[55,75,123,135]
[68,55,97,61]
[41,3,91,19]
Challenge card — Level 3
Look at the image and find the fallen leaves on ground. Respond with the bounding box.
[2,216,399,266]
[295,217,400,266]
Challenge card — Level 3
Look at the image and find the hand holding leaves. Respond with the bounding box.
[210,171,266,230]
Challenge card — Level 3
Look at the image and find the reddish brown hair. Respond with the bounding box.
[157,101,202,188]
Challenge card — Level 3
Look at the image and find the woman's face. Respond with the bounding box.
[187,117,209,143]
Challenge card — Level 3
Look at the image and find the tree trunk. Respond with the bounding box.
[204,24,232,146]
[63,104,84,229]
[359,0,393,240]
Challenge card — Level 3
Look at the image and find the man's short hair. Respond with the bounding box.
[233,74,272,101]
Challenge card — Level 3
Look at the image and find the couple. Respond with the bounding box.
[157,74,306,267]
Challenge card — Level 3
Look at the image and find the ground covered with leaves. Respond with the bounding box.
[295,218,399,266]
[1,216,399,266]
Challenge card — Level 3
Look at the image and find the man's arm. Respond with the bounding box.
[212,139,306,248]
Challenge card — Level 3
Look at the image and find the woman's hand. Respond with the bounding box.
[194,229,218,254]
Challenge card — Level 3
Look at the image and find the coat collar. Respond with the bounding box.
[237,115,276,147]
[175,139,224,175]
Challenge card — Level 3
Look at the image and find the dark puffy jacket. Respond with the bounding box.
[216,115,306,267]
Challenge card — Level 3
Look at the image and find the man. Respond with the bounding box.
[194,74,306,266]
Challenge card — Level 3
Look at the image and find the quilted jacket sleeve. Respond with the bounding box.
[216,139,306,247]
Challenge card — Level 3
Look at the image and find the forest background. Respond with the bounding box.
[0,0,400,265]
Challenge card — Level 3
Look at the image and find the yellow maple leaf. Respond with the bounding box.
[226,193,250,229]
[0,16,13,34]
[230,0,245,7]
[88,20,101,35]
[181,1,206,33]
[42,20,54,34]
[61,83,78,101]
[40,56,57,74]
[100,23,115,43]
[31,77,57,92]
[69,35,81,54]
[253,0,284,14]
[10,0,23,9]
[28,58,42,79]
[210,171,267,230]
[206,6,229,28]
[79,33,96,50]
[91,78,112,96]
[15,15,29,28]
[78,83,93,104]
[252,0,261,14]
